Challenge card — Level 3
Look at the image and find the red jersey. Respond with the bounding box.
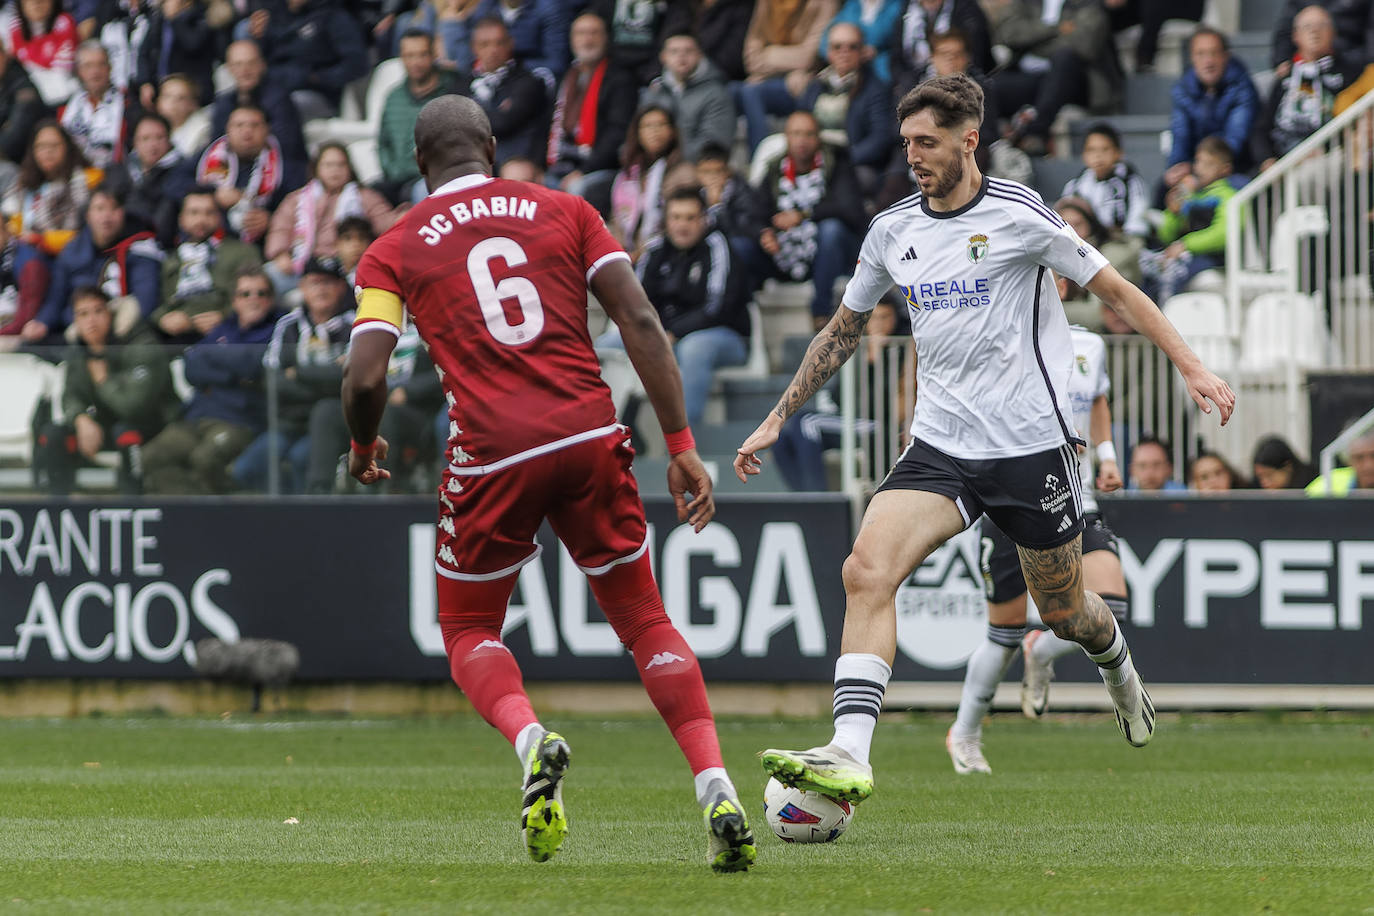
[353,174,629,471]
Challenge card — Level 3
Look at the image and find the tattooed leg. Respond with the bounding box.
[1016,537,1117,654]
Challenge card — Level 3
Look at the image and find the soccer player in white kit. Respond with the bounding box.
[947,321,1131,775]
[733,73,1235,804]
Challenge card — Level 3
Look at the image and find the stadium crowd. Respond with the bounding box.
[0,0,1370,496]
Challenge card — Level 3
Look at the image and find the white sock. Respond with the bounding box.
[694,766,735,808]
[514,722,543,767]
[952,625,1024,737]
[1087,625,1132,687]
[829,653,892,767]
[1030,629,1081,665]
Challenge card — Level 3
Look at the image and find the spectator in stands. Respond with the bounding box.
[1142,135,1237,303]
[892,0,993,95]
[244,0,369,122]
[1272,0,1374,72]
[196,104,301,246]
[739,0,839,152]
[393,0,482,75]
[1252,434,1319,490]
[29,184,160,346]
[986,0,1123,158]
[211,39,306,166]
[1189,449,1244,491]
[695,143,770,274]
[472,0,570,81]
[332,214,373,286]
[59,41,138,169]
[156,73,211,159]
[35,285,176,494]
[615,185,751,425]
[233,256,353,493]
[498,154,544,183]
[773,293,910,491]
[82,0,155,94]
[1053,195,1141,330]
[1,0,79,107]
[823,0,903,84]
[0,43,47,174]
[587,0,670,84]
[264,142,397,293]
[1103,0,1203,74]
[1167,27,1259,187]
[610,104,680,256]
[1307,429,1374,494]
[640,32,736,161]
[1253,5,1361,170]
[1127,435,1185,490]
[103,112,191,246]
[1061,123,1149,242]
[142,265,279,494]
[756,110,865,329]
[797,21,894,195]
[661,0,754,83]
[379,29,460,205]
[546,11,638,214]
[459,17,550,167]
[132,0,214,110]
[155,187,262,343]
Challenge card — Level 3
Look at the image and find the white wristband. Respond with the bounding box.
[1096,441,1118,465]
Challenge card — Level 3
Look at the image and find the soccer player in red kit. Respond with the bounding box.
[341,96,756,872]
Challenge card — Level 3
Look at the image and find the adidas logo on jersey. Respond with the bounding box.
[899,245,919,262]
[644,651,686,671]
[1057,515,1073,533]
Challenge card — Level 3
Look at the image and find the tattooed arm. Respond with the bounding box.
[733,305,873,481]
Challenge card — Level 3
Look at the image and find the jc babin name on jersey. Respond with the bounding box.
[416,193,540,246]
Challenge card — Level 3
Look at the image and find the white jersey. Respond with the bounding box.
[843,176,1110,459]
[1067,326,1111,514]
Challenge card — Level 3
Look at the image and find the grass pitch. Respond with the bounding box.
[1,712,1372,915]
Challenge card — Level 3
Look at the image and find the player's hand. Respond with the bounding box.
[348,436,391,485]
[667,448,714,532]
[1184,366,1236,426]
[1096,459,1123,492]
[733,414,782,482]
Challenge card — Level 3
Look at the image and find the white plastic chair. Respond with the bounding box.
[1240,291,1333,371]
[303,58,406,150]
[0,354,62,464]
[713,301,770,381]
[346,137,383,186]
[1161,291,1235,372]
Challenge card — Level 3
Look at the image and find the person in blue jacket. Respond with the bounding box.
[1167,25,1259,188]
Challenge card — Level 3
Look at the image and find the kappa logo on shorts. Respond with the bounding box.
[439,516,456,536]
[438,545,458,566]
[452,446,474,464]
[644,651,686,670]
[475,639,509,652]
[446,477,465,494]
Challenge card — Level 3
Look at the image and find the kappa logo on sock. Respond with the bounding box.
[644,651,686,670]
[474,639,508,652]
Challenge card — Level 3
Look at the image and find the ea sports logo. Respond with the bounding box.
[894,529,985,669]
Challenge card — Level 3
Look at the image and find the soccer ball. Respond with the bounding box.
[762,777,853,843]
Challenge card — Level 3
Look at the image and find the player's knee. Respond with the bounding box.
[841,550,898,604]
[1101,594,1128,623]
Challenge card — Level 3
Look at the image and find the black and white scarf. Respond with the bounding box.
[902,1,953,77]
[773,154,827,280]
[1273,55,1343,156]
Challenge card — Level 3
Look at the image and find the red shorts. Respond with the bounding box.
[434,429,647,582]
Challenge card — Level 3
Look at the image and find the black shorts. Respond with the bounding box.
[980,511,1120,604]
[876,437,1086,550]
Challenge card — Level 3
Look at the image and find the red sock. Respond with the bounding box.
[438,576,538,746]
[589,554,724,774]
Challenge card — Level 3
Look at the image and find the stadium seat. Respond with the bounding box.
[0,354,62,465]
[346,136,383,186]
[1160,291,1235,372]
[1240,292,1333,371]
[303,58,405,151]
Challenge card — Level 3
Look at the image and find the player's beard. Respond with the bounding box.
[928,156,965,200]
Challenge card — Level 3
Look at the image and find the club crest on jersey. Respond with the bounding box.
[1076,354,1089,375]
[967,234,989,263]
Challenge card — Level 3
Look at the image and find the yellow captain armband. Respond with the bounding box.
[353,288,404,339]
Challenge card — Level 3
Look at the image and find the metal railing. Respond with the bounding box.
[1318,403,1374,493]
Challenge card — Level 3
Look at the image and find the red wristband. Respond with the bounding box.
[664,427,695,456]
[351,438,377,457]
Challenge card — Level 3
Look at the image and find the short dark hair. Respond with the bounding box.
[664,184,706,210]
[1133,435,1174,463]
[134,111,171,136]
[158,72,200,103]
[398,27,435,45]
[896,73,984,129]
[184,184,218,201]
[1188,25,1229,54]
[695,143,730,165]
[1084,122,1121,150]
[471,16,509,37]
[90,183,125,208]
[336,215,375,241]
[662,30,699,48]
[1195,134,1234,166]
[235,264,272,287]
[228,103,268,123]
[71,285,111,308]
